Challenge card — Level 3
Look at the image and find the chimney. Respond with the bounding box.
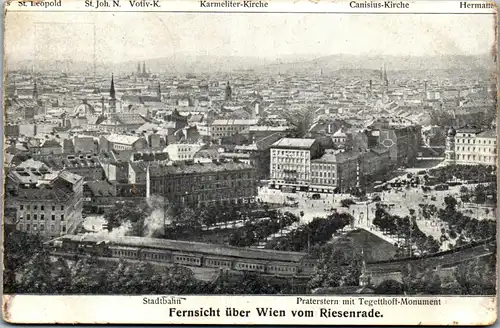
[146,164,151,198]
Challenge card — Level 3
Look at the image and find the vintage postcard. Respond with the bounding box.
[2,0,498,324]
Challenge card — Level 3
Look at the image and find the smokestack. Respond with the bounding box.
[146,164,151,198]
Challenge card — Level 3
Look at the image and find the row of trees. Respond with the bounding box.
[265,213,352,252]
[437,196,496,245]
[372,204,441,256]
[212,271,299,294]
[459,183,497,205]
[398,255,496,295]
[307,238,362,290]
[428,164,496,184]
[228,211,299,247]
[103,198,271,238]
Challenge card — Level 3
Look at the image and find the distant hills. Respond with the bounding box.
[7,53,495,75]
[260,54,496,74]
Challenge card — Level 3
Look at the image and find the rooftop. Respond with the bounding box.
[85,181,116,197]
[16,184,73,202]
[313,150,360,164]
[271,138,317,149]
[248,125,292,132]
[149,161,253,177]
[106,134,141,145]
[477,129,496,138]
[212,119,259,126]
[58,170,84,185]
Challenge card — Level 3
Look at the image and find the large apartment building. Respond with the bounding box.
[269,138,321,191]
[6,167,84,237]
[147,161,257,207]
[446,127,497,165]
[211,119,259,139]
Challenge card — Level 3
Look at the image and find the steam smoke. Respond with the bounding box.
[88,221,132,241]
[143,195,173,238]
[87,195,173,240]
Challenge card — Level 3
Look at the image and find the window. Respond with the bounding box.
[34,214,37,220]
[52,206,55,211]
[61,206,64,210]
[20,205,24,210]
[51,215,55,221]
[40,225,45,231]
[41,205,44,211]
[19,224,24,231]
[26,224,30,231]
[34,205,38,210]
[41,214,44,220]
[51,225,55,232]
[61,215,64,221]
[27,214,30,221]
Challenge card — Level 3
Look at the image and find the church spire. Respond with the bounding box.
[157,82,161,99]
[225,80,232,101]
[110,74,116,99]
[142,62,146,75]
[33,79,38,101]
[109,74,116,113]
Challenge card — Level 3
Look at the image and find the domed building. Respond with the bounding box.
[72,99,96,117]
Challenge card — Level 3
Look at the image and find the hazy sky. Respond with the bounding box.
[5,12,496,63]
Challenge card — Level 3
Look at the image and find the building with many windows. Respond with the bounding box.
[147,161,257,207]
[165,143,204,161]
[6,168,84,237]
[448,127,497,165]
[211,119,259,139]
[100,134,149,152]
[269,138,321,191]
[310,149,359,193]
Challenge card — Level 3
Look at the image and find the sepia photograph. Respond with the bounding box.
[3,4,497,303]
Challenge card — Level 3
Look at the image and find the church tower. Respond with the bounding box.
[225,81,232,101]
[142,62,146,75]
[157,82,161,100]
[33,79,38,102]
[109,74,116,113]
[445,127,456,163]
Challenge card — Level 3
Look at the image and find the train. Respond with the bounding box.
[45,234,318,277]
